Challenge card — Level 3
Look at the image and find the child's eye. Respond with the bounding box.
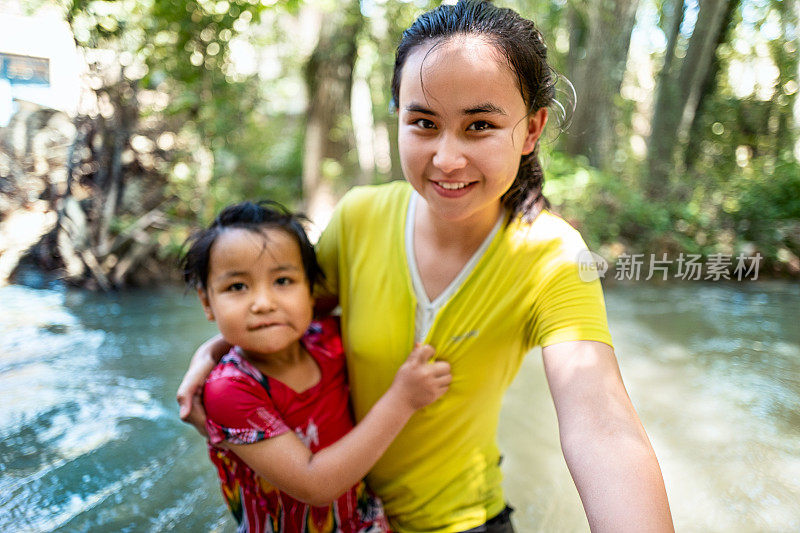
[226,282,246,292]
[275,277,293,286]
[467,120,492,131]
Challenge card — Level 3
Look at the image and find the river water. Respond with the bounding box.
[1,278,798,532]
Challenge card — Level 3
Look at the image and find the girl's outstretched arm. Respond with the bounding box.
[226,344,451,506]
[542,340,674,533]
[176,334,231,434]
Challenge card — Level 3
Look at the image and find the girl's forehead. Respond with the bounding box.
[398,36,521,108]
[407,36,507,76]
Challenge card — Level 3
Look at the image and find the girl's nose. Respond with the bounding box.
[432,134,467,174]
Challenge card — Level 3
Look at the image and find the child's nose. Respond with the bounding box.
[432,134,467,173]
[250,289,276,312]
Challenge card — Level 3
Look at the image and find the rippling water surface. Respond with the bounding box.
[1,279,798,531]
[0,282,229,532]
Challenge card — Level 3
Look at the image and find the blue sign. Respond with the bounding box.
[0,53,50,86]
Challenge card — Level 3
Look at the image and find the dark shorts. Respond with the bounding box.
[460,506,515,533]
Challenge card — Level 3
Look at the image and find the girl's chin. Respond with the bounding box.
[422,201,502,226]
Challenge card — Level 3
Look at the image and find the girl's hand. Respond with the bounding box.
[389,344,452,411]
[176,334,232,435]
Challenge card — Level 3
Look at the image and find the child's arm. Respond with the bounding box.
[227,344,450,507]
[176,334,232,433]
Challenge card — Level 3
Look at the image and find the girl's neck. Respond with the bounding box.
[415,199,504,252]
[411,198,504,302]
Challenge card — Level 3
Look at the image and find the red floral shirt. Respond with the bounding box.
[203,317,389,533]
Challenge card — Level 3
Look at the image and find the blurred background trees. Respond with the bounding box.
[1,0,798,288]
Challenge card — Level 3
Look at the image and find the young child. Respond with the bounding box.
[181,201,451,532]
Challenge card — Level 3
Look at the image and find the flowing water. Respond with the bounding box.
[1,277,798,532]
[501,282,800,532]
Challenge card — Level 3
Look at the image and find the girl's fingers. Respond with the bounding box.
[177,391,193,419]
[178,398,190,419]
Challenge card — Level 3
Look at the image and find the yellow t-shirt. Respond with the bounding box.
[315,181,612,533]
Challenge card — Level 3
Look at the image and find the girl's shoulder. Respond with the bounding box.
[337,180,411,217]
[507,209,590,255]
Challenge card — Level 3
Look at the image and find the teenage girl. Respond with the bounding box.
[179,2,674,531]
[181,201,451,532]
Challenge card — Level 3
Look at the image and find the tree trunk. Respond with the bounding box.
[564,0,640,170]
[301,0,362,228]
[660,0,685,78]
[646,0,731,199]
[795,0,800,163]
[98,77,138,256]
[684,0,739,171]
[772,0,800,160]
[565,4,587,92]
[642,0,684,197]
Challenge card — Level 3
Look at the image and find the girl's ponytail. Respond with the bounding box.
[502,145,550,222]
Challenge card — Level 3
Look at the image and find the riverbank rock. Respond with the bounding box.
[0,102,72,285]
[0,201,56,286]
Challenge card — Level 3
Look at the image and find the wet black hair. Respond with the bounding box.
[181,200,322,291]
[390,0,558,221]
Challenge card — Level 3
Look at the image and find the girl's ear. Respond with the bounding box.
[522,107,548,155]
[197,288,215,321]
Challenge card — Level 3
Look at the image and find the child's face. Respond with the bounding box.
[199,227,314,359]
[396,36,546,225]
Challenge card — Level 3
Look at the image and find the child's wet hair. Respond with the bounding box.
[390,0,560,221]
[181,200,322,291]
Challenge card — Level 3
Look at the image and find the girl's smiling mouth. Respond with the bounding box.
[431,180,477,197]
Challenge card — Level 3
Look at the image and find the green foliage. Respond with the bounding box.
[725,160,800,255]
[544,147,800,274]
[21,0,799,280]
[544,152,672,253]
[65,0,306,216]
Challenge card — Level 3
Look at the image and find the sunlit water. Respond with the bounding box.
[1,278,798,532]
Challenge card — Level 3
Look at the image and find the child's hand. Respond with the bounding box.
[390,344,451,411]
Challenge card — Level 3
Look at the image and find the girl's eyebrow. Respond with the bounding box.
[463,103,506,116]
[404,102,507,116]
[404,103,436,115]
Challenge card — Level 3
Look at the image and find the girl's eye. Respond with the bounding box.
[227,282,246,292]
[413,118,436,129]
[467,120,492,131]
[275,277,293,286]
